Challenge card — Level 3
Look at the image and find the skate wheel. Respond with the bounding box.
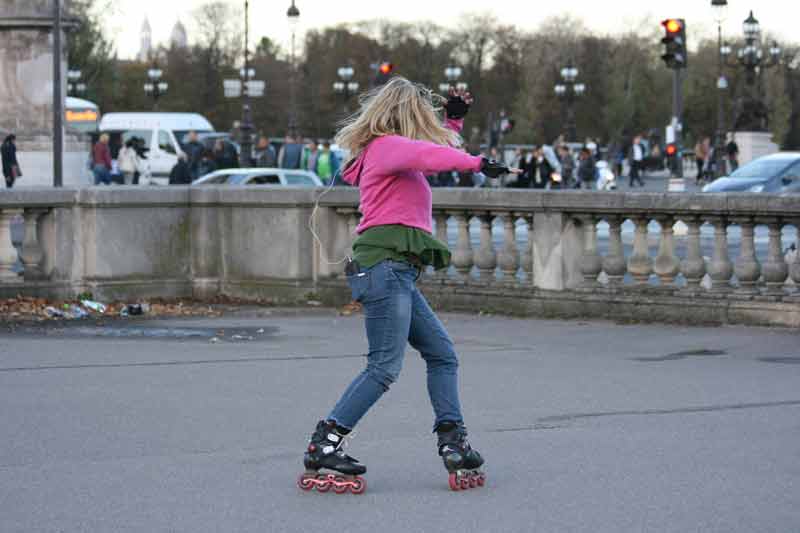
[476,473,485,487]
[297,473,315,492]
[349,477,366,495]
[333,477,349,494]
[469,475,478,488]
[448,472,460,491]
[315,474,332,493]
[459,476,470,490]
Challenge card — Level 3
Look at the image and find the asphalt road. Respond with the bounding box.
[1,311,798,533]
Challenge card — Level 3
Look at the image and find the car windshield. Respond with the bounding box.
[728,158,793,180]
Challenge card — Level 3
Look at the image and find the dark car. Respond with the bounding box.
[702,152,800,194]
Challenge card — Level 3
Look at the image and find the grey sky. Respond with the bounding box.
[108,0,794,59]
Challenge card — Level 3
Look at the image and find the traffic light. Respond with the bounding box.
[375,61,394,86]
[665,143,678,157]
[661,19,688,69]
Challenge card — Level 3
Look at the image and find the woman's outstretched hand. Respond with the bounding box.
[444,87,474,119]
[480,157,521,178]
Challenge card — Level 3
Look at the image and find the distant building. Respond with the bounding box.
[170,20,188,49]
[138,18,152,61]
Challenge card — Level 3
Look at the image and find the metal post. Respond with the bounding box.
[289,31,297,137]
[672,69,684,178]
[240,0,253,167]
[53,0,63,187]
[566,94,577,143]
[715,22,726,178]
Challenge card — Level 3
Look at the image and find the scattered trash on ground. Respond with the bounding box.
[81,300,107,314]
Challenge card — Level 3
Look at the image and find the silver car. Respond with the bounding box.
[192,168,323,187]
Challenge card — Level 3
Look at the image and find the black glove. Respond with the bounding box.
[480,158,510,178]
[444,94,471,120]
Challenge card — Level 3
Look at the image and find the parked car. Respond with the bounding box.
[99,112,215,183]
[192,168,323,187]
[702,152,800,193]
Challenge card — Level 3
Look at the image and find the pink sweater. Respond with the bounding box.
[342,119,483,234]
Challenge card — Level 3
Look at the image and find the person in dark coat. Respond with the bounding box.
[184,131,205,179]
[196,149,217,178]
[577,147,596,190]
[169,153,193,185]
[1,134,20,188]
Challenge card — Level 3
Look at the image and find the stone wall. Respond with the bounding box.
[1,187,799,327]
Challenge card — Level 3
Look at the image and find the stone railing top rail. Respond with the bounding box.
[1,187,799,218]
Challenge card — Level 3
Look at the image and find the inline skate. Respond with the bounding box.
[436,421,485,491]
[297,420,367,494]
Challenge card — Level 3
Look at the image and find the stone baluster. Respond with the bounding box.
[707,217,733,292]
[602,216,626,288]
[653,216,680,287]
[790,219,800,293]
[20,209,47,281]
[680,216,706,292]
[495,211,519,284]
[433,211,450,281]
[578,214,602,288]
[516,212,534,286]
[0,208,22,281]
[473,212,497,283]
[732,217,760,295]
[449,211,473,280]
[761,219,789,296]
[627,216,653,285]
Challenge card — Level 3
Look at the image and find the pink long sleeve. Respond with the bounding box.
[372,135,483,176]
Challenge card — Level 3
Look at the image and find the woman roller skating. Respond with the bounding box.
[298,77,514,494]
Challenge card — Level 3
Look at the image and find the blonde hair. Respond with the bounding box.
[99,133,110,143]
[334,76,461,167]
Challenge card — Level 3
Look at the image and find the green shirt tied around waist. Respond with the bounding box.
[352,224,451,271]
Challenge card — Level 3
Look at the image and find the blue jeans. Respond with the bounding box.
[328,260,464,431]
[93,164,111,185]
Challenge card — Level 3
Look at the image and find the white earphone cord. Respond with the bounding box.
[308,169,351,266]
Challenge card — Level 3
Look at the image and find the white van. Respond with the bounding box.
[98,113,214,183]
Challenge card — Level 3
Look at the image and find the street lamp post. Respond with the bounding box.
[241,0,253,167]
[712,0,728,178]
[222,1,266,167]
[287,0,300,137]
[720,10,781,132]
[67,69,86,96]
[143,67,168,111]
[553,63,586,143]
[333,66,359,115]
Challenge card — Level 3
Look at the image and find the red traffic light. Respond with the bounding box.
[662,19,682,34]
[379,62,393,75]
[666,144,678,156]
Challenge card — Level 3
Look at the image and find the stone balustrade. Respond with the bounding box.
[2,187,799,326]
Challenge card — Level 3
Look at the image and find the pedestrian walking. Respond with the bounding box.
[577,147,595,190]
[726,134,739,174]
[213,139,238,170]
[255,136,277,167]
[298,78,515,494]
[169,153,192,185]
[1,134,21,189]
[628,134,645,188]
[558,145,575,188]
[278,135,303,169]
[92,133,113,185]
[315,142,340,184]
[184,131,205,180]
[118,140,140,185]
[694,138,707,183]
[196,149,217,178]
